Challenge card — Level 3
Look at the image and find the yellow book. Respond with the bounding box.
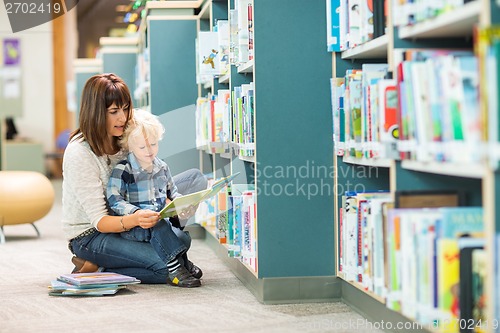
[437,238,460,333]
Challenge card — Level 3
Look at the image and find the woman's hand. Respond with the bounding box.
[133,209,160,229]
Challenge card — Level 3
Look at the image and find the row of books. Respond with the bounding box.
[195,83,255,157]
[477,26,500,170]
[386,207,483,332]
[339,190,486,332]
[392,0,476,28]
[48,272,140,297]
[331,63,399,160]
[326,0,387,52]
[195,0,253,85]
[232,0,253,65]
[196,182,257,272]
[396,50,482,163]
[330,46,500,165]
[134,47,150,102]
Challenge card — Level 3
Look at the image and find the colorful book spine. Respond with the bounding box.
[326,0,342,52]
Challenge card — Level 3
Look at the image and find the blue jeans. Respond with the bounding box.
[69,168,206,284]
[119,219,192,266]
[174,168,208,195]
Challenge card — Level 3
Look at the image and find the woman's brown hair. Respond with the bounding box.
[70,73,133,156]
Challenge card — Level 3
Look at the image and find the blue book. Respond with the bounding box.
[57,272,141,287]
[435,207,483,239]
[48,280,127,296]
[326,0,342,52]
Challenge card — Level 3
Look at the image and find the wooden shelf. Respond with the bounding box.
[398,0,481,39]
[342,156,393,168]
[198,0,211,19]
[401,160,487,179]
[146,0,205,10]
[218,73,230,84]
[237,59,254,73]
[341,35,389,59]
[203,224,258,278]
[202,80,213,89]
[337,275,386,304]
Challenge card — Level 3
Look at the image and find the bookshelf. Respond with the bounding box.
[137,1,200,175]
[331,0,499,332]
[73,58,102,128]
[130,1,498,329]
[99,37,139,107]
[194,0,337,303]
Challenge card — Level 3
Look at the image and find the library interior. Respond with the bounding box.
[0,1,499,332]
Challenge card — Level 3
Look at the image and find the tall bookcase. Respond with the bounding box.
[130,1,499,330]
[332,0,500,332]
[196,0,337,303]
[99,37,139,107]
[73,58,102,128]
[136,1,201,175]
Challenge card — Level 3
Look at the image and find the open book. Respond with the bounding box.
[160,172,240,219]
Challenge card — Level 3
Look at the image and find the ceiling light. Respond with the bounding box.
[116,5,128,12]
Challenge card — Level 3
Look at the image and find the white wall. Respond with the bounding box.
[0,6,54,153]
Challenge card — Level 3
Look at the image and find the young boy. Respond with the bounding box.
[106,109,202,288]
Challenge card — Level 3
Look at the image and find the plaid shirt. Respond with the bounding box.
[106,152,180,216]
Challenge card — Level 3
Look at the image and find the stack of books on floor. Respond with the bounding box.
[48,272,141,297]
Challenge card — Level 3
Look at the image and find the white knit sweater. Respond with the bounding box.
[62,138,126,240]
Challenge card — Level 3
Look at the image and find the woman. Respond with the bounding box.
[62,73,206,287]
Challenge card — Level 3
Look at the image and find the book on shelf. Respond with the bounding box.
[216,20,230,75]
[361,63,389,158]
[345,69,363,158]
[471,248,487,333]
[383,206,484,327]
[339,190,391,289]
[359,0,374,44]
[331,78,345,154]
[377,79,398,159]
[326,0,344,52]
[395,49,481,163]
[395,189,464,208]
[57,272,140,287]
[227,184,254,258]
[216,187,228,244]
[247,1,253,60]
[160,172,240,219]
[372,0,386,39]
[347,0,362,48]
[197,31,220,79]
[236,0,252,64]
[458,237,484,333]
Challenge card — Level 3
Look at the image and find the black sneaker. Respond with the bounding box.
[186,260,203,279]
[168,266,201,288]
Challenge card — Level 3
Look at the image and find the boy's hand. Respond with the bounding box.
[134,209,160,229]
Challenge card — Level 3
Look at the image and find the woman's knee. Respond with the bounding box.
[190,169,208,192]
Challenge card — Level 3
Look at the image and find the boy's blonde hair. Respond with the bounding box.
[120,109,165,150]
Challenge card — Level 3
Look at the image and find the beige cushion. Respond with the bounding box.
[0,171,54,226]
